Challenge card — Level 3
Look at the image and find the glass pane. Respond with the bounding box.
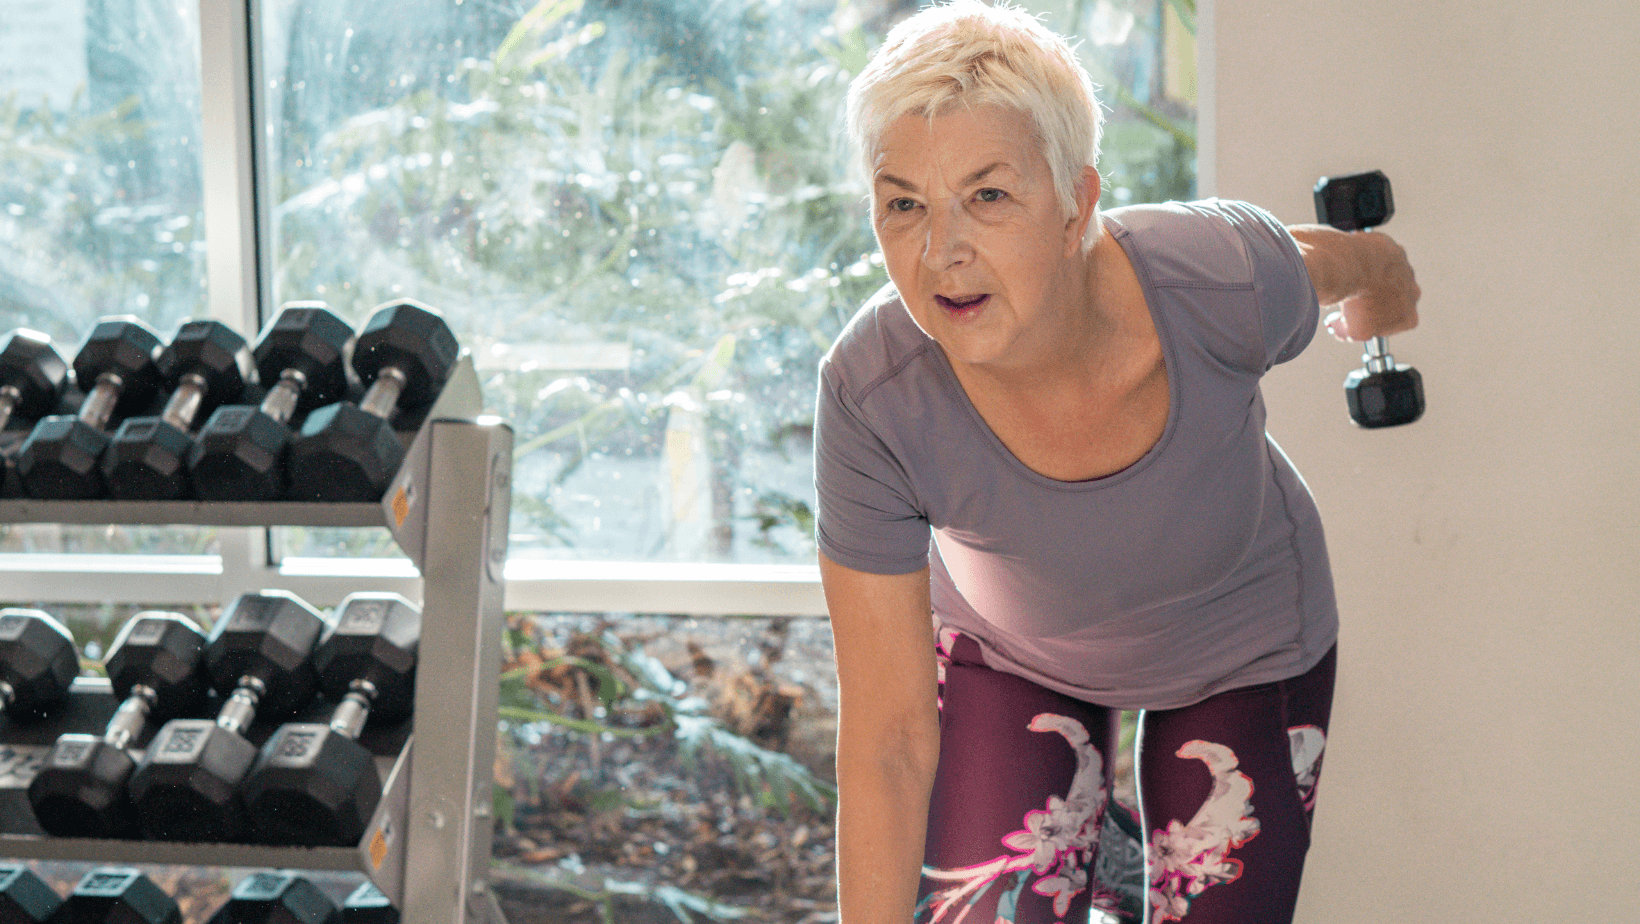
[494,612,839,921]
[0,0,207,339]
[0,0,214,557]
[260,0,1193,566]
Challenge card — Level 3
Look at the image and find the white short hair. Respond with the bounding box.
[846,0,1104,234]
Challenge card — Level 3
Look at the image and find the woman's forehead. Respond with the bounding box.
[873,106,1043,186]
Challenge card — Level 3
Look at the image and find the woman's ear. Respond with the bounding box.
[1065,166,1102,256]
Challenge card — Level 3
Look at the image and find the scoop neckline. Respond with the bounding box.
[926,212,1182,491]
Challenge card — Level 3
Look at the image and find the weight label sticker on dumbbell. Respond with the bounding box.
[240,872,287,900]
[50,739,93,768]
[159,725,206,757]
[226,597,280,630]
[80,870,138,895]
[343,600,389,631]
[0,745,46,784]
[125,618,168,646]
[205,405,254,433]
[277,729,320,760]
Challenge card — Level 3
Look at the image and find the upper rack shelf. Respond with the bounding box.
[0,354,485,572]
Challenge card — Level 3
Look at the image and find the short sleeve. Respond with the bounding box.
[812,365,931,575]
[1215,200,1321,368]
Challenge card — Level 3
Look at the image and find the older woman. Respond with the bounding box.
[814,2,1418,923]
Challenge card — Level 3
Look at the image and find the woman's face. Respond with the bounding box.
[870,105,1095,373]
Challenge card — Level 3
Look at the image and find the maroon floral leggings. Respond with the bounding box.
[917,635,1336,924]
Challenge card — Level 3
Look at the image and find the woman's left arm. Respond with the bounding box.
[1287,223,1421,342]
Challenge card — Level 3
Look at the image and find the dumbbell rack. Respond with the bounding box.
[0,355,512,924]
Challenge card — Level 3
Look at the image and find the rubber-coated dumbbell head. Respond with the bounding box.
[0,864,62,924]
[158,320,255,401]
[102,321,253,500]
[0,608,78,719]
[286,403,406,502]
[352,299,459,416]
[126,717,258,842]
[0,330,70,422]
[204,590,328,718]
[240,722,384,845]
[314,593,420,723]
[1313,169,1393,231]
[1345,365,1425,428]
[69,319,166,417]
[205,872,340,924]
[187,406,294,501]
[254,303,355,411]
[27,613,210,839]
[47,869,179,924]
[0,331,70,501]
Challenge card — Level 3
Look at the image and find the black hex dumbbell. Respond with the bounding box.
[46,868,179,924]
[188,303,354,501]
[1314,170,1425,428]
[102,320,255,500]
[0,608,79,723]
[205,872,340,924]
[127,590,330,842]
[286,300,459,502]
[0,864,62,924]
[240,592,419,846]
[0,330,71,500]
[16,317,165,498]
[28,612,211,839]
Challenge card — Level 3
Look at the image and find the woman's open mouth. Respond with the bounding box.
[936,293,989,317]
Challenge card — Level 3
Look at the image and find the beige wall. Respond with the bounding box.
[1202,0,1640,918]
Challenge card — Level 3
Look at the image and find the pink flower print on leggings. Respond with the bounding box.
[917,713,1124,922]
[1146,740,1261,923]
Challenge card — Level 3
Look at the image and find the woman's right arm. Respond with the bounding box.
[820,550,941,924]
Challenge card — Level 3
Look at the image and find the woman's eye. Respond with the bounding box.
[888,198,917,212]
[975,188,1007,203]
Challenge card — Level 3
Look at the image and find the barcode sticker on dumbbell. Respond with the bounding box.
[279,730,318,759]
[0,745,45,784]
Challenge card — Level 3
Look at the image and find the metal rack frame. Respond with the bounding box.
[0,375,513,924]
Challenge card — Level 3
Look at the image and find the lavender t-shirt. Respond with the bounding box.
[814,199,1338,711]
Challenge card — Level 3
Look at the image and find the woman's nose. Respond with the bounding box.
[922,199,974,271]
